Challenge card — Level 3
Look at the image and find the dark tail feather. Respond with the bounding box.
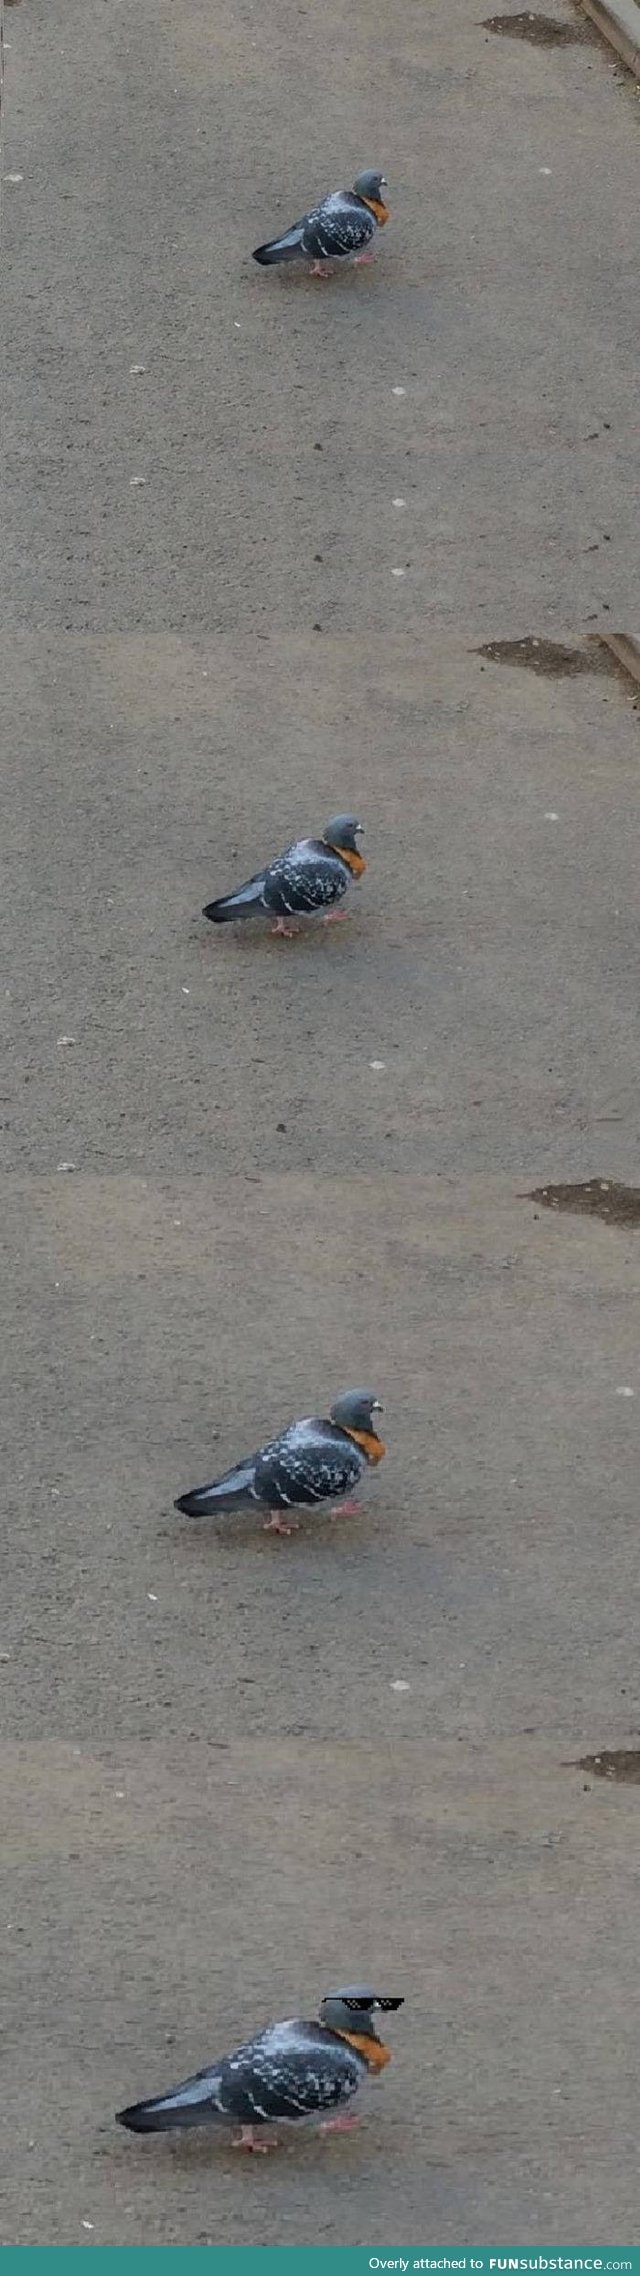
[175,1454,257,1518]
[203,872,266,924]
[117,2097,206,2134]
[252,226,304,266]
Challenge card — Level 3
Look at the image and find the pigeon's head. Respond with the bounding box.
[323,814,364,855]
[330,1389,383,1435]
[320,1986,404,2041]
[353,171,388,204]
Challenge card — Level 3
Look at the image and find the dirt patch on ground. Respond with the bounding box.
[476,638,608,676]
[577,1751,640,1782]
[482,14,584,45]
[526,1180,640,1227]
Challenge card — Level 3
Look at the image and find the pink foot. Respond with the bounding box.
[263,1512,299,1535]
[354,250,375,266]
[324,909,350,924]
[320,2113,361,2134]
[309,261,332,278]
[232,2125,277,2153]
[271,917,297,938]
[330,1499,363,1520]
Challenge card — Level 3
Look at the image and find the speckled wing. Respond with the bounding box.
[253,1418,365,1510]
[214,2020,365,2123]
[301,191,377,261]
[117,2019,367,2133]
[263,837,350,917]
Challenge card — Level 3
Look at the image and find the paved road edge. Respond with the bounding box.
[579,0,640,75]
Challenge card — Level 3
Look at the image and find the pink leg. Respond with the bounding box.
[309,261,332,278]
[320,2113,361,2134]
[324,909,349,924]
[263,1512,299,1535]
[353,250,375,266]
[330,1499,363,1519]
[232,2125,277,2153]
[271,916,297,938]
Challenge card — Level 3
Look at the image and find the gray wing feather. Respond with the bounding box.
[302,193,376,260]
[215,2023,363,2122]
[254,1421,363,1509]
[263,839,349,917]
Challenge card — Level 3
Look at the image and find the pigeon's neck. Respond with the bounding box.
[334,2028,391,2071]
[327,842,366,878]
[359,195,389,226]
[343,1425,386,1465]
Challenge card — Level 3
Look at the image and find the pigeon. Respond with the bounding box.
[203,813,366,938]
[252,170,389,277]
[175,1388,385,1534]
[117,1986,403,2153]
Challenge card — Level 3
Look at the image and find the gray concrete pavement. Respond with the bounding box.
[2,0,640,2246]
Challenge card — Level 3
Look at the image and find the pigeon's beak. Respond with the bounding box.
[372,1400,383,1414]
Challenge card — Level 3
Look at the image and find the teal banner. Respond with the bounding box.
[0,2253,635,2273]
